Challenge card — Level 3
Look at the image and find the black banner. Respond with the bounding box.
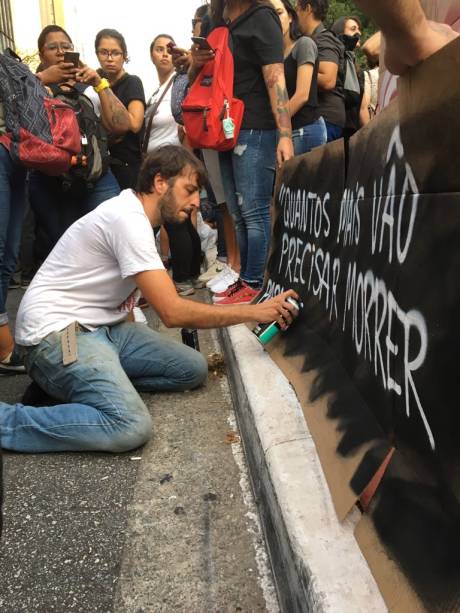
[263,41,460,611]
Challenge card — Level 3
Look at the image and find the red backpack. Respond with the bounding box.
[182,27,244,151]
[0,49,81,176]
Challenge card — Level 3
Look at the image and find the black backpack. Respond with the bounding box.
[50,84,109,190]
[342,50,361,110]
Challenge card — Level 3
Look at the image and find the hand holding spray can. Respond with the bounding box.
[252,297,301,345]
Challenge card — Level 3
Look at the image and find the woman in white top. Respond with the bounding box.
[145,34,180,152]
[146,34,202,295]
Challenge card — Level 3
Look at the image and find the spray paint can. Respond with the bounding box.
[252,297,300,346]
[181,328,200,352]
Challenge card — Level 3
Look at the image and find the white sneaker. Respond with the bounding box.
[205,264,230,288]
[209,268,239,294]
[206,264,232,288]
[199,259,225,283]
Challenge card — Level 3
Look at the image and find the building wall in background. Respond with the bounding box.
[0,0,15,51]
[10,0,64,59]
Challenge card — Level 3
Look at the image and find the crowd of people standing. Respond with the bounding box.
[0,0,457,454]
[2,0,378,357]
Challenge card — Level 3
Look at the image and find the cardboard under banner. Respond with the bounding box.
[261,38,460,612]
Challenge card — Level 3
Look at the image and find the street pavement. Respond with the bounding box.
[0,288,279,613]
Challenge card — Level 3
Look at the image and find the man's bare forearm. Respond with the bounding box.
[135,270,297,330]
[355,0,458,74]
[162,299,259,329]
[262,63,292,138]
[353,0,426,39]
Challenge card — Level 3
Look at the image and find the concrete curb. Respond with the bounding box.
[219,324,387,613]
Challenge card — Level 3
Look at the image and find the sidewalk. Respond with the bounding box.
[219,324,387,613]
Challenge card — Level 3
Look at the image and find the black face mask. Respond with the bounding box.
[340,33,360,51]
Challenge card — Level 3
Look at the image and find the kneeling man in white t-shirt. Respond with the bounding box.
[1,146,298,454]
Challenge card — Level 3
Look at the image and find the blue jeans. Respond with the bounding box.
[325,121,343,143]
[29,169,120,255]
[0,145,27,325]
[292,117,327,156]
[219,129,277,287]
[0,322,208,453]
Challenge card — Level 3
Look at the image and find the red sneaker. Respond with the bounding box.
[212,278,244,302]
[215,284,259,305]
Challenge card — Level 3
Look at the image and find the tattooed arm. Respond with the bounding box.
[76,65,130,136]
[97,88,132,135]
[262,63,294,166]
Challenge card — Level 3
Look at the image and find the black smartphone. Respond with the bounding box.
[191,37,213,51]
[63,51,80,67]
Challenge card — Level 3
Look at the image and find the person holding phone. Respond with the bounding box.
[145,34,180,153]
[145,33,202,296]
[189,0,294,305]
[29,25,121,257]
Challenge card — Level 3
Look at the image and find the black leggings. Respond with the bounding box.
[165,219,201,282]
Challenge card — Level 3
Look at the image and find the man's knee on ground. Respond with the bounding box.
[107,410,153,453]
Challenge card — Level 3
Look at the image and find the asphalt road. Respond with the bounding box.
[0,289,278,612]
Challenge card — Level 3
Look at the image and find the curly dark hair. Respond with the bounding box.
[137,145,206,194]
[297,0,329,22]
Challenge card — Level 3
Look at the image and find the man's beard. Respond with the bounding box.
[158,188,188,225]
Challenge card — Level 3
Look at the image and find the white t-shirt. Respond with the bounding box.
[145,76,180,152]
[16,189,164,346]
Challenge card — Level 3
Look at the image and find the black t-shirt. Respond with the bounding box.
[230,5,284,130]
[284,36,320,130]
[312,24,346,128]
[109,74,146,165]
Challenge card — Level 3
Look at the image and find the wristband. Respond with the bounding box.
[94,78,110,93]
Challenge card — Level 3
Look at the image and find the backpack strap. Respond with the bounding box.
[49,83,81,98]
[142,75,174,155]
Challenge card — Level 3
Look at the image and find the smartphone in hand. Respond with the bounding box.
[166,41,176,54]
[63,51,80,67]
[191,37,213,51]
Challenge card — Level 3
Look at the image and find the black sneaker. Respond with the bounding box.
[0,348,26,375]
